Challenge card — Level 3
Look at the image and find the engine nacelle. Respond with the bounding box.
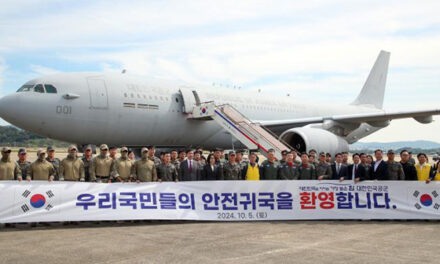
[280,127,349,155]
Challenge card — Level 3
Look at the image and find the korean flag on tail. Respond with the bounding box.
[14,185,60,216]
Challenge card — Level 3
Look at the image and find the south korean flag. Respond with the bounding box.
[14,185,60,217]
[411,189,440,211]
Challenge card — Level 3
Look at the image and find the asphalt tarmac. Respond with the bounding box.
[0,220,438,264]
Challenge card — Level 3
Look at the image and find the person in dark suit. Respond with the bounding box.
[179,149,201,181]
[331,153,348,181]
[347,153,366,182]
[201,154,223,180]
[370,149,389,180]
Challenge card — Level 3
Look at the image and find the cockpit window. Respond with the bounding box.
[34,84,45,93]
[44,84,57,93]
[17,85,35,92]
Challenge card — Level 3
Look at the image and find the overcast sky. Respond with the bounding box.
[0,0,439,142]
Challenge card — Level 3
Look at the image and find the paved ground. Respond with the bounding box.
[0,220,438,264]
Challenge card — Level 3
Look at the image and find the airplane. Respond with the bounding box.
[0,50,439,157]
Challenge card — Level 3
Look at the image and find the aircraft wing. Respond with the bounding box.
[259,109,440,134]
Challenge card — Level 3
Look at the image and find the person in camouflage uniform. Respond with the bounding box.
[81,145,93,182]
[315,152,332,180]
[223,151,242,180]
[157,152,178,182]
[46,146,60,180]
[16,148,31,180]
[386,150,405,180]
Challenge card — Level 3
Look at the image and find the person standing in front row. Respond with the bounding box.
[201,154,223,180]
[260,149,279,180]
[369,149,389,180]
[242,152,260,180]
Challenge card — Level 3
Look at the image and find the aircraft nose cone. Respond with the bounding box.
[0,94,17,122]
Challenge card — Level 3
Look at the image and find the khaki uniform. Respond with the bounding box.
[0,158,21,180]
[260,160,280,180]
[28,160,55,180]
[157,163,178,181]
[90,155,114,182]
[46,157,61,180]
[59,157,85,181]
[296,163,316,180]
[113,157,134,181]
[278,162,298,180]
[223,162,242,180]
[17,160,31,180]
[387,161,405,180]
[132,158,157,182]
[315,161,333,179]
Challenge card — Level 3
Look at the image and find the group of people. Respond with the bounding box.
[0,144,439,184]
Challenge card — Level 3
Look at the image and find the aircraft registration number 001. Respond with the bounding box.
[56,105,72,115]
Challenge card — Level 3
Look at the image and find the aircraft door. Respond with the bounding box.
[87,78,108,109]
[179,86,201,114]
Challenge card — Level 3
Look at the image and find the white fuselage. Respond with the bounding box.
[0,73,379,149]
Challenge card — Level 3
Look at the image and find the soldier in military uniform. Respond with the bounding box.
[109,146,118,160]
[132,147,157,182]
[316,152,333,180]
[171,150,180,169]
[157,152,178,182]
[89,144,114,183]
[279,150,288,165]
[113,147,134,182]
[296,152,316,180]
[81,145,93,182]
[148,146,161,168]
[0,147,21,181]
[223,151,242,180]
[16,148,31,180]
[59,145,85,181]
[235,150,248,170]
[28,149,55,181]
[278,151,298,180]
[259,149,280,180]
[46,146,60,180]
[386,150,405,180]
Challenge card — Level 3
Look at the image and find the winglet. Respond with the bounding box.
[351,50,390,109]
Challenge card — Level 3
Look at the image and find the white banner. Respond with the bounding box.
[1,180,440,223]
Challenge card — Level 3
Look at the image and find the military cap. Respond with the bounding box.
[100,144,109,150]
[46,146,55,152]
[37,148,46,155]
[18,148,27,154]
[387,149,395,155]
[121,147,128,152]
[141,147,149,153]
[229,150,236,155]
[1,147,11,153]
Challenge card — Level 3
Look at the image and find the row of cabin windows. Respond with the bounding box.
[17,84,58,94]
[123,93,171,102]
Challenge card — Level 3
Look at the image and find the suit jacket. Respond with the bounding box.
[331,163,348,179]
[347,163,366,181]
[201,164,223,181]
[370,160,389,180]
[179,159,201,181]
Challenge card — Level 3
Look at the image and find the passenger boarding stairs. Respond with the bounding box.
[190,102,291,160]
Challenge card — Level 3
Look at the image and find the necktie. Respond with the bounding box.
[337,164,340,175]
[189,160,192,173]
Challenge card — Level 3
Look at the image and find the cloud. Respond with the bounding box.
[0,0,439,142]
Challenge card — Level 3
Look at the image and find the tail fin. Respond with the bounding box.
[351,50,390,109]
